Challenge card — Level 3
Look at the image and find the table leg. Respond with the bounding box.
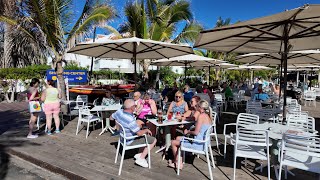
[155,126,171,160]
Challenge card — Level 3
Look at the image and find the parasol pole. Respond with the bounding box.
[89,27,97,83]
[296,70,299,86]
[282,23,290,118]
[279,60,283,99]
[133,31,137,89]
[184,62,187,84]
[208,66,211,86]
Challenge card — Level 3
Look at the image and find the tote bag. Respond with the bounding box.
[29,101,42,113]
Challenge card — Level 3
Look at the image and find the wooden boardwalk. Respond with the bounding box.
[0,102,319,180]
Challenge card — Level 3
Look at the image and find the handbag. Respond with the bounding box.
[29,101,42,113]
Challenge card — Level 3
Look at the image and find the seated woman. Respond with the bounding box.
[167,91,189,117]
[254,89,270,101]
[169,100,212,169]
[182,96,201,122]
[167,91,189,138]
[136,93,157,128]
[102,89,116,105]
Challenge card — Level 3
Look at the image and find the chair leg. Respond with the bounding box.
[76,120,81,135]
[86,121,90,139]
[183,151,185,164]
[224,137,227,159]
[115,139,120,163]
[214,128,220,153]
[233,153,237,180]
[278,161,283,180]
[147,144,151,169]
[118,147,125,175]
[209,143,215,169]
[177,148,181,175]
[206,150,213,180]
[267,155,270,180]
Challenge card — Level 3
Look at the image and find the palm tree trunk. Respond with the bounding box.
[154,66,160,88]
[142,59,151,81]
[2,24,12,68]
[56,58,66,100]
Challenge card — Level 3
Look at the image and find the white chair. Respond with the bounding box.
[229,93,242,110]
[286,113,309,131]
[215,94,226,112]
[223,113,260,158]
[76,107,101,139]
[302,91,317,107]
[114,121,150,175]
[278,134,320,180]
[210,111,220,153]
[92,98,99,106]
[178,124,215,180]
[233,128,271,180]
[245,101,262,114]
[257,109,276,123]
[75,95,88,109]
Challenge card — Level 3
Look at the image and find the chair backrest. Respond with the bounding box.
[93,98,99,106]
[246,101,262,113]
[235,128,269,147]
[115,120,127,144]
[215,94,223,101]
[304,91,316,99]
[79,107,92,119]
[257,109,276,121]
[286,113,309,132]
[281,134,320,159]
[76,95,88,107]
[238,90,245,95]
[236,113,259,128]
[210,109,217,126]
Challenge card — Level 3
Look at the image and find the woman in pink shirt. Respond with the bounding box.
[136,93,157,135]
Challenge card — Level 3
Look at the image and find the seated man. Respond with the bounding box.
[254,92,270,101]
[110,99,157,168]
[183,85,194,103]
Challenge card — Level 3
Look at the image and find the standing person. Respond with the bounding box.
[27,78,41,139]
[41,80,61,135]
[169,100,212,169]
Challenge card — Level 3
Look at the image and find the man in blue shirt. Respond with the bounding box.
[183,85,194,102]
[111,99,157,168]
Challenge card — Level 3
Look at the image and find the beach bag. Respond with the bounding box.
[29,101,42,113]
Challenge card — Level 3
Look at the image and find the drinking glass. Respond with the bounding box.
[157,109,163,123]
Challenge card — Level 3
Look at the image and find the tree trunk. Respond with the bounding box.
[154,66,160,89]
[56,59,66,100]
[10,80,16,102]
[142,59,151,82]
[215,69,220,81]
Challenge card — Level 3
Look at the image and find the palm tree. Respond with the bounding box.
[0,0,116,100]
[118,0,203,81]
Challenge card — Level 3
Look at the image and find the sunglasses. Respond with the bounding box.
[175,96,182,98]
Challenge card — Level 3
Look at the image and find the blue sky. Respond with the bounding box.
[72,0,320,34]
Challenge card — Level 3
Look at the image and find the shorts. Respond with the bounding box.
[43,102,60,115]
[129,135,155,146]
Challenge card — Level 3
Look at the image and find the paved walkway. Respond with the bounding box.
[0,102,319,180]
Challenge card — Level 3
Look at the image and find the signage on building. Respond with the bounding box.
[46,70,88,83]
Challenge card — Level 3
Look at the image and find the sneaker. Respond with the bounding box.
[111,130,120,136]
[134,153,142,160]
[55,130,61,134]
[47,131,52,135]
[135,157,148,168]
[27,134,38,139]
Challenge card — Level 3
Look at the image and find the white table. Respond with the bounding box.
[244,122,316,179]
[91,104,122,135]
[148,118,192,159]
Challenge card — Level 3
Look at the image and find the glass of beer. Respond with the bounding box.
[157,109,163,124]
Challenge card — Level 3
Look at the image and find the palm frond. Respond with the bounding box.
[172,21,203,44]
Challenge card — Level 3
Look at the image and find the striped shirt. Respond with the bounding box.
[112,109,140,145]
